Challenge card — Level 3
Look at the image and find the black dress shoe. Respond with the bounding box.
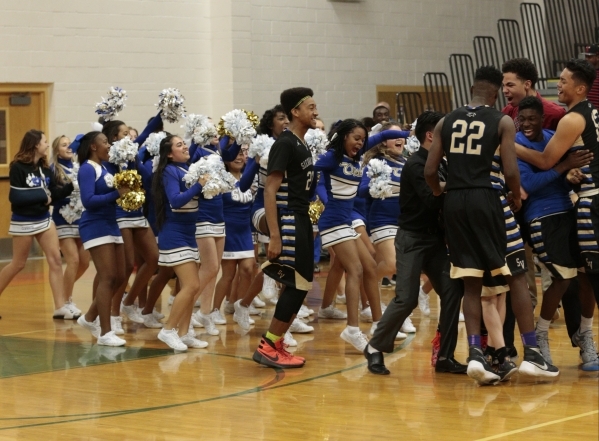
[364,345,390,375]
[435,357,467,374]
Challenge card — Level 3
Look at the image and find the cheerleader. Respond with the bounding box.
[189,135,241,335]
[360,123,416,334]
[50,135,90,315]
[314,120,409,351]
[153,135,208,350]
[212,147,255,323]
[0,130,75,319]
[101,119,160,331]
[76,131,127,346]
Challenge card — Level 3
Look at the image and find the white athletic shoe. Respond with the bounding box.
[223,301,235,314]
[318,304,347,319]
[53,305,79,320]
[252,297,266,308]
[195,312,220,336]
[191,316,203,328]
[121,304,144,324]
[233,300,252,331]
[111,315,125,335]
[340,327,369,352]
[269,297,278,306]
[77,315,100,338]
[400,316,417,333]
[152,308,165,320]
[65,299,82,315]
[262,274,278,299]
[300,305,314,315]
[97,330,126,347]
[194,299,201,308]
[296,309,310,319]
[418,289,431,316]
[289,318,314,333]
[369,322,407,339]
[248,305,262,316]
[158,328,188,351]
[459,311,465,322]
[336,294,346,304]
[142,313,164,329]
[210,308,227,325]
[168,295,175,306]
[359,307,373,323]
[180,331,209,349]
[284,330,297,347]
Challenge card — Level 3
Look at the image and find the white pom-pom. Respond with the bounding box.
[248,134,275,160]
[156,88,186,123]
[59,191,84,224]
[220,109,257,145]
[181,114,217,146]
[410,118,418,131]
[367,158,393,199]
[108,136,139,169]
[305,128,329,162]
[183,155,236,199]
[152,155,160,173]
[91,121,104,132]
[405,135,420,155]
[95,86,127,122]
[143,132,167,157]
[370,123,382,135]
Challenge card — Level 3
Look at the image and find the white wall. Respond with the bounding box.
[0,0,529,138]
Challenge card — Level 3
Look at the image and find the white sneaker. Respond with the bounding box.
[121,304,144,323]
[284,330,297,347]
[152,308,165,320]
[66,299,82,315]
[370,321,405,338]
[191,316,203,328]
[210,308,227,325]
[262,274,278,299]
[459,311,465,322]
[252,297,266,308]
[53,305,79,320]
[180,331,209,349]
[359,307,373,322]
[111,316,125,335]
[233,300,252,330]
[340,327,369,352]
[248,305,262,316]
[223,301,235,314]
[401,316,417,333]
[318,304,347,319]
[300,305,314,315]
[142,313,164,329]
[158,328,188,351]
[418,288,431,316]
[296,309,310,319]
[196,312,220,335]
[194,299,201,308]
[77,315,100,338]
[97,330,126,346]
[289,318,314,333]
[168,295,175,306]
[269,297,278,306]
[336,294,346,304]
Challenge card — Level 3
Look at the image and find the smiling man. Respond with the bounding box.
[502,58,565,130]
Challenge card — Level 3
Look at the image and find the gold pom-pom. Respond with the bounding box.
[217,109,259,138]
[308,198,325,225]
[244,109,259,128]
[117,191,146,212]
[114,170,143,191]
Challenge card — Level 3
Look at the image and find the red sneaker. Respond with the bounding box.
[431,330,441,366]
[253,336,305,368]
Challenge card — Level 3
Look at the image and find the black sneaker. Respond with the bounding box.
[519,345,560,378]
[381,277,392,287]
[466,346,501,385]
[495,358,518,382]
[506,346,518,360]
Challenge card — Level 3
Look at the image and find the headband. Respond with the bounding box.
[293,96,312,109]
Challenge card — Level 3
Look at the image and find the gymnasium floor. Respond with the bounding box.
[0,259,597,440]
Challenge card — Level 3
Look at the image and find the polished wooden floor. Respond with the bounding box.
[0,259,597,441]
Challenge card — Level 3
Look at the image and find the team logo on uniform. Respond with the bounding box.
[466,112,477,118]
[104,174,114,188]
[516,258,525,269]
[25,173,42,187]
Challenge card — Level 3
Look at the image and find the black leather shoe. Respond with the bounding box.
[364,345,390,375]
[435,357,467,374]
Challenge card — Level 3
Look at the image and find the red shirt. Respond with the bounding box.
[588,74,599,110]
[502,92,565,130]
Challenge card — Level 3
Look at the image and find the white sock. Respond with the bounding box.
[419,287,427,297]
[347,325,360,335]
[536,317,551,333]
[372,321,379,327]
[580,316,594,333]
[367,344,380,354]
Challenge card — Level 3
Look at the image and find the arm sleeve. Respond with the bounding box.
[48,167,74,201]
[135,154,152,183]
[410,161,443,210]
[137,145,151,164]
[219,136,242,162]
[367,130,410,148]
[239,157,259,192]
[518,159,560,194]
[163,167,203,208]
[8,165,49,206]
[358,170,371,198]
[78,164,120,209]
[313,150,339,172]
[135,111,163,147]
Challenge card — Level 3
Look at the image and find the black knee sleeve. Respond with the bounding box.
[273,287,308,323]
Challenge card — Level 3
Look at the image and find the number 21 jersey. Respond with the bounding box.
[441,105,505,191]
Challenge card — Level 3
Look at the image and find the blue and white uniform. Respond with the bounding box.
[222,181,254,259]
[51,158,80,239]
[78,161,123,249]
[158,162,203,266]
[359,156,404,244]
[351,194,368,230]
[240,156,270,242]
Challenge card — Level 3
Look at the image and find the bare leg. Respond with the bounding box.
[123,227,158,307]
[36,226,67,309]
[112,228,134,315]
[0,235,34,295]
[166,262,199,337]
[195,236,225,315]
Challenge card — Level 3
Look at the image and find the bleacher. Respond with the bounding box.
[395,0,598,122]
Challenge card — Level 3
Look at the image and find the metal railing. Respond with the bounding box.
[395,92,424,126]
[449,54,475,108]
[498,19,524,62]
[423,72,452,113]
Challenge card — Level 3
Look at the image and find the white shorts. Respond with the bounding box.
[117,216,149,229]
[320,224,360,249]
[56,224,80,240]
[370,225,398,244]
[9,218,52,236]
[83,235,124,250]
[159,247,200,267]
[195,222,226,238]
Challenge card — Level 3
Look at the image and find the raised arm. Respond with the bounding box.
[239,156,260,192]
[135,111,163,146]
